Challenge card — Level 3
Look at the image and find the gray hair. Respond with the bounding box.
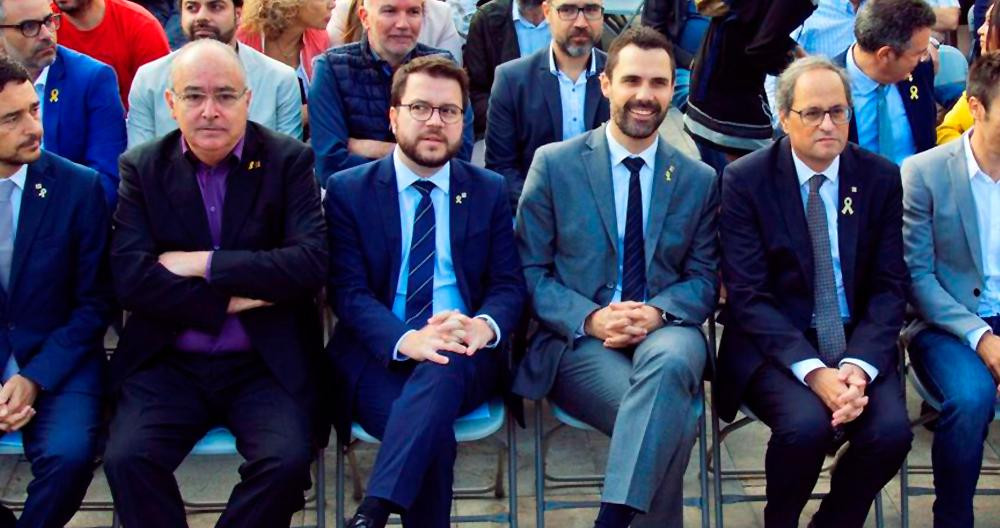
[169,39,247,89]
[855,0,936,54]
[775,56,852,115]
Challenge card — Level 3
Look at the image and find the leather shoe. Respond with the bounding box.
[0,506,15,528]
[347,513,385,528]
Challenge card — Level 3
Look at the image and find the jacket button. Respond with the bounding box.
[6,323,14,331]
[605,282,615,289]
[974,288,982,297]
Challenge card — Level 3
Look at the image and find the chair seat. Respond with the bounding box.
[190,427,238,456]
[0,432,22,455]
[351,398,505,444]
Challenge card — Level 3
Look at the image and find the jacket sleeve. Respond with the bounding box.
[126,68,156,148]
[473,178,527,339]
[485,68,526,211]
[464,9,494,136]
[274,67,304,140]
[85,63,127,209]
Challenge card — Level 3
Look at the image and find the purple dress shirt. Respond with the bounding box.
[173,137,254,354]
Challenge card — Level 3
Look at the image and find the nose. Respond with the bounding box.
[200,96,221,119]
[818,111,836,130]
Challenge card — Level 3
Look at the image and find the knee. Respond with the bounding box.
[103,431,149,477]
[770,412,834,452]
[254,440,313,486]
[649,352,702,393]
[36,436,98,479]
[941,379,997,426]
[412,353,476,392]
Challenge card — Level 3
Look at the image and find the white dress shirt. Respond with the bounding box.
[963,131,1000,350]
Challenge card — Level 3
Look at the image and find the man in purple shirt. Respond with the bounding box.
[104,39,328,528]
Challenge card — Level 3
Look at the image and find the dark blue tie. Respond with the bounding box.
[404,180,437,330]
[621,157,646,302]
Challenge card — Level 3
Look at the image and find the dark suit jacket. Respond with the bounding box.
[833,48,937,156]
[44,46,127,208]
[464,0,522,137]
[715,137,909,422]
[3,151,112,395]
[324,156,526,442]
[110,122,329,434]
[486,47,610,211]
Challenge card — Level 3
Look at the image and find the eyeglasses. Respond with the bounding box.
[397,101,464,124]
[0,13,61,38]
[788,105,852,126]
[552,3,604,21]
[170,88,248,109]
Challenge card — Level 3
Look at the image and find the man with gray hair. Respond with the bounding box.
[831,0,937,165]
[717,55,912,527]
[104,38,328,528]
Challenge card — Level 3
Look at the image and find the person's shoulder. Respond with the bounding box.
[113,0,166,28]
[240,43,297,77]
[34,151,103,201]
[251,123,310,156]
[56,45,112,75]
[843,142,900,177]
[325,158,384,195]
[122,129,180,166]
[132,49,175,81]
[480,0,513,17]
[532,129,593,166]
[412,43,457,63]
[454,158,505,188]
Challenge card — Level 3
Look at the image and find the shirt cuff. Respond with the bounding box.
[790,358,826,385]
[475,314,501,348]
[967,325,991,351]
[839,358,879,383]
[392,330,416,362]
[205,251,214,282]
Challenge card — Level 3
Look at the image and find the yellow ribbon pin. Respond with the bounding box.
[910,86,919,100]
[49,89,58,103]
[455,191,467,204]
[247,160,261,170]
[665,165,674,182]
[841,197,854,215]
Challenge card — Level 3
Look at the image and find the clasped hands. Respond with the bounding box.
[397,310,495,364]
[0,375,38,432]
[157,251,271,314]
[805,363,870,427]
[584,301,664,349]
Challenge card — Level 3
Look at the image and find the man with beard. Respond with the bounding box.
[514,26,719,528]
[716,56,911,527]
[127,0,301,146]
[54,0,169,108]
[325,55,525,528]
[485,0,609,211]
[0,0,126,207]
[0,55,112,528]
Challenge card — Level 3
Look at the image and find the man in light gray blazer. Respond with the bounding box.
[901,54,1000,528]
[513,27,718,528]
[126,0,302,147]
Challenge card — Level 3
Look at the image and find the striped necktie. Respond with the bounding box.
[620,156,646,302]
[404,180,437,330]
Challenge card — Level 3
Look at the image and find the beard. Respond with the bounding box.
[613,97,667,140]
[555,28,596,58]
[186,18,237,44]
[55,0,92,15]
[397,130,461,169]
[516,0,544,8]
[0,136,42,166]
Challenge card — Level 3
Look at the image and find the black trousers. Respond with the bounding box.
[104,352,314,528]
[744,362,912,528]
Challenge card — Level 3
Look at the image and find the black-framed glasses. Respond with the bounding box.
[789,105,852,126]
[0,13,61,38]
[397,101,464,124]
[552,3,604,21]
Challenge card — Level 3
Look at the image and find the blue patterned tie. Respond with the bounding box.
[806,174,846,366]
[404,180,437,330]
[620,157,646,302]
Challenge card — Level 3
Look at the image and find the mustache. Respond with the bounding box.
[18,135,41,149]
[624,99,662,114]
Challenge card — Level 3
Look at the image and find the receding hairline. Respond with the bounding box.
[169,40,247,90]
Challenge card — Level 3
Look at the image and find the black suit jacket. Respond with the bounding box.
[486,47,610,211]
[715,138,909,422]
[110,122,329,435]
[464,0,522,137]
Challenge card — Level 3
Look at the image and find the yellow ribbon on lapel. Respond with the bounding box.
[49,89,58,103]
[841,197,854,215]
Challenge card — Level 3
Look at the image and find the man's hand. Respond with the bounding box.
[832,363,870,426]
[429,312,496,355]
[975,332,1000,393]
[611,301,665,334]
[0,375,38,431]
[158,251,211,278]
[805,367,851,414]
[585,304,646,348]
[348,138,395,159]
[397,319,469,364]
[227,297,273,314]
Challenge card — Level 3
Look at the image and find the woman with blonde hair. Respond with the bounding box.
[238,0,334,89]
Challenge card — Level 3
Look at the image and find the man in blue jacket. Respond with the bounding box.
[0,0,126,207]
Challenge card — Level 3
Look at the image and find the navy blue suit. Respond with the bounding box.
[43,46,127,208]
[4,151,113,527]
[485,47,609,211]
[325,155,525,526]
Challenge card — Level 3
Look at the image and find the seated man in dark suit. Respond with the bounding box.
[103,39,328,528]
[0,56,112,528]
[832,0,937,165]
[717,56,912,528]
[325,56,526,528]
[486,0,609,210]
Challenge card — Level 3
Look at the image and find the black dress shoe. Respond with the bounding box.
[0,506,15,528]
[347,513,385,528]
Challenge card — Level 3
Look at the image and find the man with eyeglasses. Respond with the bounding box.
[717,56,912,528]
[53,0,169,108]
[831,0,937,165]
[485,0,608,211]
[0,0,126,208]
[127,0,302,146]
[104,39,328,528]
[325,55,525,528]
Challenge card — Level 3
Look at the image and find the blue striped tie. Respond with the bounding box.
[621,157,646,302]
[404,180,437,330]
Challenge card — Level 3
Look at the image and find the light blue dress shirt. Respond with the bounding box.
[34,65,49,147]
[606,127,655,304]
[512,2,551,57]
[390,149,500,359]
[1,166,25,383]
[549,46,597,141]
[846,45,916,166]
[962,131,1000,350]
[787,151,879,384]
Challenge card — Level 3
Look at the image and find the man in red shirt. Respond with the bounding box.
[55,0,169,108]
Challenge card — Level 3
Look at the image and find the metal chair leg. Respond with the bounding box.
[698,389,710,528]
[534,401,545,528]
[336,441,346,528]
[317,448,327,528]
[508,413,519,528]
[874,491,884,528]
[112,510,121,528]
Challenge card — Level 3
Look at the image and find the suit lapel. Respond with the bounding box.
[220,129,264,248]
[538,59,564,141]
[644,140,678,269]
[583,126,618,256]
[449,162,471,303]
[837,151,860,313]
[952,143,985,277]
[164,141,213,248]
[41,51,66,153]
[375,157,403,302]
[9,157,55,292]
[776,140,814,292]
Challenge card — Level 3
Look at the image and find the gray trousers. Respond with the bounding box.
[550,324,706,527]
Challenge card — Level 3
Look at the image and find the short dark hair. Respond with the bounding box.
[855,0,936,54]
[390,55,469,108]
[968,53,1000,112]
[0,56,31,94]
[178,0,243,11]
[604,26,675,81]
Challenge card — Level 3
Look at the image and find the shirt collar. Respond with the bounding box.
[393,147,451,194]
[548,44,597,77]
[512,1,548,27]
[35,64,50,89]
[964,129,989,181]
[7,164,27,191]
[180,135,247,166]
[791,148,841,187]
[605,126,658,171]
[846,44,881,96]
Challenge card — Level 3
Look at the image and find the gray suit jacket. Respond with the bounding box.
[512,124,720,399]
[901,137,988,343]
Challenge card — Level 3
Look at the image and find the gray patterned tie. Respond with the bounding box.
[806,174,846,366]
